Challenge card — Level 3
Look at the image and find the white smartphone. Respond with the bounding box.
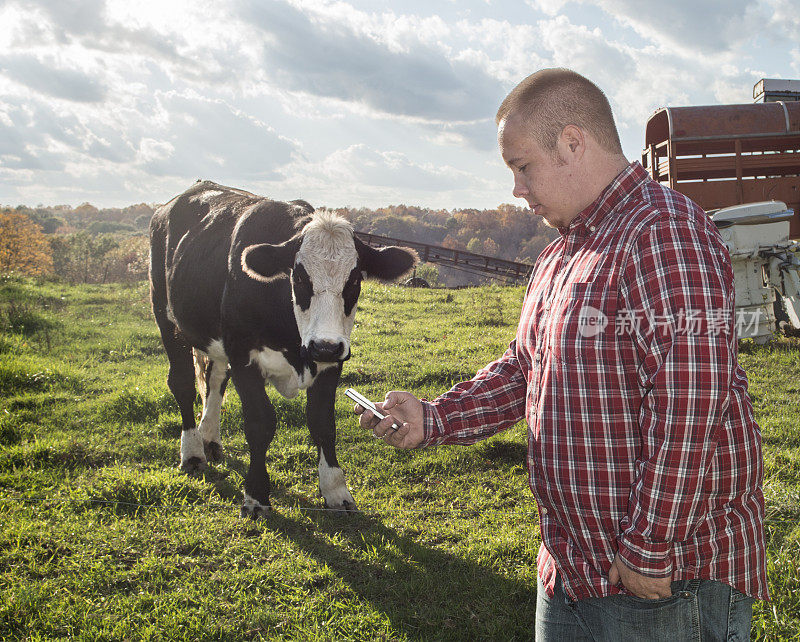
[344,388,400,430]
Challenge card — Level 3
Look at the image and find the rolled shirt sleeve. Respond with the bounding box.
[420,340,528,447]
[615,213,735,577]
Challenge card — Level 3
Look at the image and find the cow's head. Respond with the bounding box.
[242,209,416,363]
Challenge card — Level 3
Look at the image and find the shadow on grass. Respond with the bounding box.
[261,491,536,641]
[738,337,800,355]
[476,439,527,467]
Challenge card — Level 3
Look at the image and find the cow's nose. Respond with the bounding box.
[307,339,345,362]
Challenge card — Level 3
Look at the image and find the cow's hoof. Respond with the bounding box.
[241,493,271,519]
[180,456,207,475]
[204,441,223,463]
[323,498,358,513]
[240,504,271,520]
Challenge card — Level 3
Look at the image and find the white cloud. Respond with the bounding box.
[0,53,106,103]
[537,16,635,88]
[284,143,483,191]
[0,0,797,209]
[239,0,506,122]
[526,0,570,16]
[135,92,298,180]
[138,139,175,164]
[591,0,754,54]
[250,142,500,208]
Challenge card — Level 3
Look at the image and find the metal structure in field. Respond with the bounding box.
[354,231,534,284]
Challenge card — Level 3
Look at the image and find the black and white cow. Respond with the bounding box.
[149,180,416,517]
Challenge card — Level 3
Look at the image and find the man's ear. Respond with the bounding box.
[355,237,417,281]
[558,124,585,161]
[241,235,303,283]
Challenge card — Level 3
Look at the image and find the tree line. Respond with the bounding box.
[332,204,557,285]
[0,200,557,286]
[0,208,150,284]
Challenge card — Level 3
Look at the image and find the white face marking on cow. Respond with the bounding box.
[318,450,356,509]
[293,213,359,363]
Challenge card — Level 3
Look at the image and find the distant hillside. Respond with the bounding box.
[331,204,558,285]
[2,202,156,235]
[1,200,558,286]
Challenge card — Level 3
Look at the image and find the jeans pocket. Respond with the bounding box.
[730,587,752,603]
[576,590,699,641]
[617,591,684,610]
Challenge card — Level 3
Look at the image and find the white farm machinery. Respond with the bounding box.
[711,201,800,342]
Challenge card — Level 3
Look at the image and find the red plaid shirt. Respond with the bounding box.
[421,162,768,601]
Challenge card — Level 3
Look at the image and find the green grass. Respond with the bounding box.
[0,274,798,640]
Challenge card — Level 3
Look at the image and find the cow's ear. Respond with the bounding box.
[242,235,302,283]
[355,237,417,281]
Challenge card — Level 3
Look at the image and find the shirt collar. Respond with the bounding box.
[558,161,649,237]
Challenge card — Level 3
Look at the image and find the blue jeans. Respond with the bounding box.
[535,573,754,641]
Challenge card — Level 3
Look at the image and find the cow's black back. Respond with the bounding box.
[150,180,310,354]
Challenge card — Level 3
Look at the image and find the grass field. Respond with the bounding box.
[0,274,798,640]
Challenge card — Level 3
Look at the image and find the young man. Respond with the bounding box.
[356,68,767,640]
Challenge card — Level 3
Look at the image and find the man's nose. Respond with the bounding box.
[512,174,528,199]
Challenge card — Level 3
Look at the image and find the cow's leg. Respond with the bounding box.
[306,364,356,511]
[156,320,205,474]
[230,362,276,518]
[198,359,229,463]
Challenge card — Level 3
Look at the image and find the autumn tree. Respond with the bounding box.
[50,233,119,283]
[104,235,149,282]
[466,237,483,254]
[72,202,100,223]
[0,210,53,275]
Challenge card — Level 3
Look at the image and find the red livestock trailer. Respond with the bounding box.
[642,100,800,239]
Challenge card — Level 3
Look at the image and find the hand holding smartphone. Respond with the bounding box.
[344,388,400,431]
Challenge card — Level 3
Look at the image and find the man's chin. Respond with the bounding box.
[532,209,563,229]
[529,205,560,229]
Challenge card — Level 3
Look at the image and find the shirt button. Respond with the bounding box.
[589,225,596,232]
[540,506,548,515]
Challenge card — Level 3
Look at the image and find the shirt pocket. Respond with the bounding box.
[548,281,619,366]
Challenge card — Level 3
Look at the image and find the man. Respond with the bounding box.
[356,68,767,640]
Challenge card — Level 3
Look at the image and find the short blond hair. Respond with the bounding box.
[496,68,622,154]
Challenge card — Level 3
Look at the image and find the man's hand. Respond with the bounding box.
[354,391,424,449]
[608,553,672,599]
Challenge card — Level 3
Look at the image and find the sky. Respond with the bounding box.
[1,0,799,211]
